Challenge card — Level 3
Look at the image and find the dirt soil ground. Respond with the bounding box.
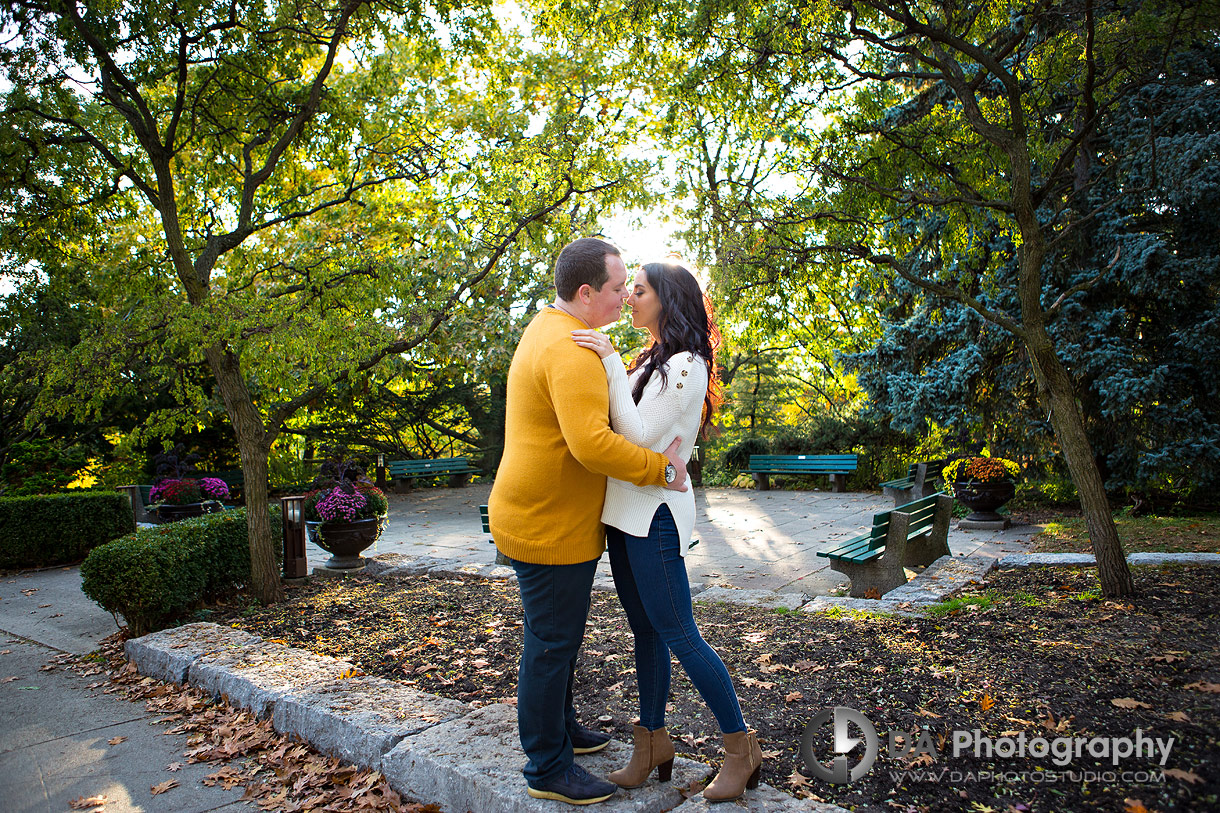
[211,563,1220,812]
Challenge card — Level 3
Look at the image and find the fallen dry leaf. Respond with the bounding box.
[167,762,183,772]
[1111,697,1152,710]
[979,694,996,712]
[1163,711,1192,723]
[916,707,943,718]
[787,769,812,788]
[1147,653,1186,663]
[1124,799,1150,813]
[68,795,107,810]
[1163,767,1203,784]
[740,677,776,689]
[150,779,178,795]
[107,736,127,746]
[1040,710,1072,732]
[1183,681,1220,694]
[784,691,804,703]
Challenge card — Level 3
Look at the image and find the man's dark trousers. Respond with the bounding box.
[511,556,599,787]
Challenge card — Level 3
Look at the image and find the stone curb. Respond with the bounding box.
[124,621,263,684]
[800,555,994,616]
[126,622,848,813]
[694,587,810,611]
[187,640,359,718]
[799,596,921,617]
[381,702,712,813]
[997,552,1220,569]
[682,782,851,811]
[273,675,469,770]
[883,555,994,603]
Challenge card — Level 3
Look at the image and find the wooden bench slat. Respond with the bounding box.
[743,454,859,493]
[383,456,479,486]
[820,493,953,594]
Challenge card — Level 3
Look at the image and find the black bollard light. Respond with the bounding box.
[280,495,308,579]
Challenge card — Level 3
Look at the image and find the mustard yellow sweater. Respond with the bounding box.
[490,308,669,564]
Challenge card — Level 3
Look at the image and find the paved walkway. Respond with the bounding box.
[2,485,1041,812]
[320,484,1041,596]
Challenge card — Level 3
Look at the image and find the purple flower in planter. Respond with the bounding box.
[314,487,368,522]
[197,477,231,500]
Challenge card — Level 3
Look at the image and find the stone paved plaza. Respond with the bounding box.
[311,483,1043,596]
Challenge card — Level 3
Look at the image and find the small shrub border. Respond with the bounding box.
[0,491,135,569]
[80,507,281,636]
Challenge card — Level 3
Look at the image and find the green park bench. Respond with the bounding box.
[380,456,479,489]
[879,459,946,506]
[210,469,244,493]
[481,504,512,565]
[817,492,953,597]
[743,453,858,492]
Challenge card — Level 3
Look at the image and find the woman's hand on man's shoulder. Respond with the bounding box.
[571,329,616,359]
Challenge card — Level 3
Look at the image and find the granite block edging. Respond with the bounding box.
[682,782,851,812]
[380,702,716,813]
[127,625,850,812]
[998,552,1220,569]
[187,639,361,719]
[124,621,264,684]
[272,674,470,769]
[694,587,810,611]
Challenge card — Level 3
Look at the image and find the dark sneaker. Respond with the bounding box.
[570,723,611,754]
[527,763,617,805]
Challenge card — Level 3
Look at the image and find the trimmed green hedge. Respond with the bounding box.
[80,507,282,636]
[0,491,135,569]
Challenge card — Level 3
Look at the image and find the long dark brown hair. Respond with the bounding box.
[627,262,723,437]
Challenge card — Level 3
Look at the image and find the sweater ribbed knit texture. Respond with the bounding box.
[601,351,707,555]
[489,308,669,565]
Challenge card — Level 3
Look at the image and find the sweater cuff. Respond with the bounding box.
[654,451,670,486]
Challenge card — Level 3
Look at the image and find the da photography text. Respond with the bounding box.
[802,706,1175,786]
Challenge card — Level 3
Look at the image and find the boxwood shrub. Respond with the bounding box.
[80,507,282,636]
[0,491,135,569]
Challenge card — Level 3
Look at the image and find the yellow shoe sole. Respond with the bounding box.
[526,787,614,805]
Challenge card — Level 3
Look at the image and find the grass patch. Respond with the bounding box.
[814,605,895,620]
[1033,512,1220,554]
[924,594,996,616]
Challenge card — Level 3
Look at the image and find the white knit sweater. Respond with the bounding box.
[600,351,707,555]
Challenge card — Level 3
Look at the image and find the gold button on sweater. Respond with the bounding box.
[490,308,669,565]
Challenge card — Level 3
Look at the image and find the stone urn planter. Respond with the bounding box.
[953,480,1016,522]
[306,514,388,569]
[155,501,224,523]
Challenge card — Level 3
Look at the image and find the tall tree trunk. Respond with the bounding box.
[204,345,283,604]
[1010,143,1134,596]
[1029,343,1133,595]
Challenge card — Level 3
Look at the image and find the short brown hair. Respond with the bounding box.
[554,237,621,301]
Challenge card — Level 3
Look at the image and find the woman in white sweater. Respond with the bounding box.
[571,261,762,803]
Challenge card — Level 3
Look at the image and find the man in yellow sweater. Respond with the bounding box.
[490,237,689,805]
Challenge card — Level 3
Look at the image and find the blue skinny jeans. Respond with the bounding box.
[607,504,746,734]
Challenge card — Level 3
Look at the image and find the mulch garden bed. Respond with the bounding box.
[210,563,1220,812]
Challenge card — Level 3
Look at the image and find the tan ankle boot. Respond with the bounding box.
[607,724,675,789]
[703,729,762,802]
